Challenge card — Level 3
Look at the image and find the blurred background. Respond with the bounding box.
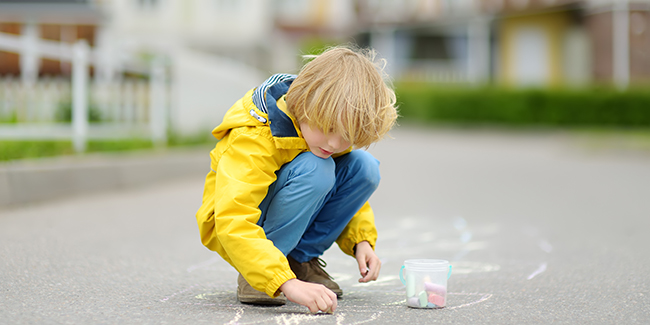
[2,3,649,322]
[0,0,649,160]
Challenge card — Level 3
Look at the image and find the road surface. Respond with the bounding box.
[1,127,649,324]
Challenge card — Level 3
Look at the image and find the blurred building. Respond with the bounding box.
[0,0,362,135]
[0,0,357,78]
[1,0,649,138]
[0,0,104,84]
[484,0,650,87]
[356,0,650,88]
[2,0,650,87]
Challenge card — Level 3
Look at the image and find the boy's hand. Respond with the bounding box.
[355,240,381,283]
[280,279,337,314]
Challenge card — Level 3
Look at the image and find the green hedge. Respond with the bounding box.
[396,84,650,128]
[0,139,154,161]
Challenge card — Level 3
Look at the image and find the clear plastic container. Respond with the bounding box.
[399,259,451,308]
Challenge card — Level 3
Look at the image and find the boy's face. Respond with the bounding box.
[300,122,351,159]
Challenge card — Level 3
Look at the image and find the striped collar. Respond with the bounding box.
[252,73,296,114]
[252,73,300,139]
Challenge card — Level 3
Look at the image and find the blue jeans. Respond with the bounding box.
[257,150,380,263]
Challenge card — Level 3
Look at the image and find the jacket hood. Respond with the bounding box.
[212,74,305,150]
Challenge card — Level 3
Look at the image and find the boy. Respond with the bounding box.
[195,46,398,314]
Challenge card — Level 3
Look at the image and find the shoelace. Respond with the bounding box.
[309,258,334,280]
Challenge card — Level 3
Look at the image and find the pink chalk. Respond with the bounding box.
[428,293,445,306]
[424,282,446,295]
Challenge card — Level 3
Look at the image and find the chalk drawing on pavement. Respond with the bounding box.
[224,306,244,325]
[225,309,384,325]
[160,284,492,310]
[527,262,548,280]
[450,261,501,274]
[522,226,553,280]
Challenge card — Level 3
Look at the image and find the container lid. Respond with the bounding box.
[404,259,449,271]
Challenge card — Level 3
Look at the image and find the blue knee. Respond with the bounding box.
[287,152,336,195]
[340,150,381,190]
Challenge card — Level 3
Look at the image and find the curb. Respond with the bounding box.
[0,148,209,209]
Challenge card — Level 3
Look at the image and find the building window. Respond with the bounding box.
[412,35,451,60]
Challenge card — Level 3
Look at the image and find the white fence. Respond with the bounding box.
[0,77,157,134]
[0,38,168,153]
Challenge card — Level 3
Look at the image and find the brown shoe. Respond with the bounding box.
[237,274,286,305]
[287,256,343,297]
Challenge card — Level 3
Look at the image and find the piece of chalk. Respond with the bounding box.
[406,275,416,297]
[418,291,428,308]
[427,302,437,308]
[424,282,446,295]
[316,307,334,314]
[407,297,420,307]
[428,293,445,306]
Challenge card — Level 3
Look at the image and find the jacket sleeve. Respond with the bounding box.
[335,201,378,256]
[205,129,295,297]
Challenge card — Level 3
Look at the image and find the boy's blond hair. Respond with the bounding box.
[286,45,398,148]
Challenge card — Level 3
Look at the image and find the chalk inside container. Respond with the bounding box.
[401,259,449,309]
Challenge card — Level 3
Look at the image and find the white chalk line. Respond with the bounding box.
[158,292,493,325]
[224,306,244,325]
[274,313,323,325]
[227,309,383,325]
[527,262,548,280]
[446,293,493,310]
[166,291,493,310]
[160,283,204,302]
[337,311,383,325]
[520,227,552,281]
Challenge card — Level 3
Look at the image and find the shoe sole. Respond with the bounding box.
[237,292,286,306]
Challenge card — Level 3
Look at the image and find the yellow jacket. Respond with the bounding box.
[195,77,378,297]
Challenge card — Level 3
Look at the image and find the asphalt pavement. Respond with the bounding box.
[1,126,649,324]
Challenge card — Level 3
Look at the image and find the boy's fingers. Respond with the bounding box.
[328,287,338,300]
[357,259,368,276]
[358,272,370,282]
[369,257,380,270]
[307,302,319,313]
[370,260,381,280]
[358,259,380,282]
[324,291,336,313]
[360,267,370,278]
[315,296,328,313]
[330,292,338,312]
[318,290,337,313]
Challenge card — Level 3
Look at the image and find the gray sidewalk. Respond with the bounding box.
[0,147,209,208]
[1,127,649,324]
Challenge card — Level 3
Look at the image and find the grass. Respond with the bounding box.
[0,140,74,161]
[0,131,217,162]
[0,139,155,161]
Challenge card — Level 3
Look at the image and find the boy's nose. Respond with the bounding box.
[328,136,342,150]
